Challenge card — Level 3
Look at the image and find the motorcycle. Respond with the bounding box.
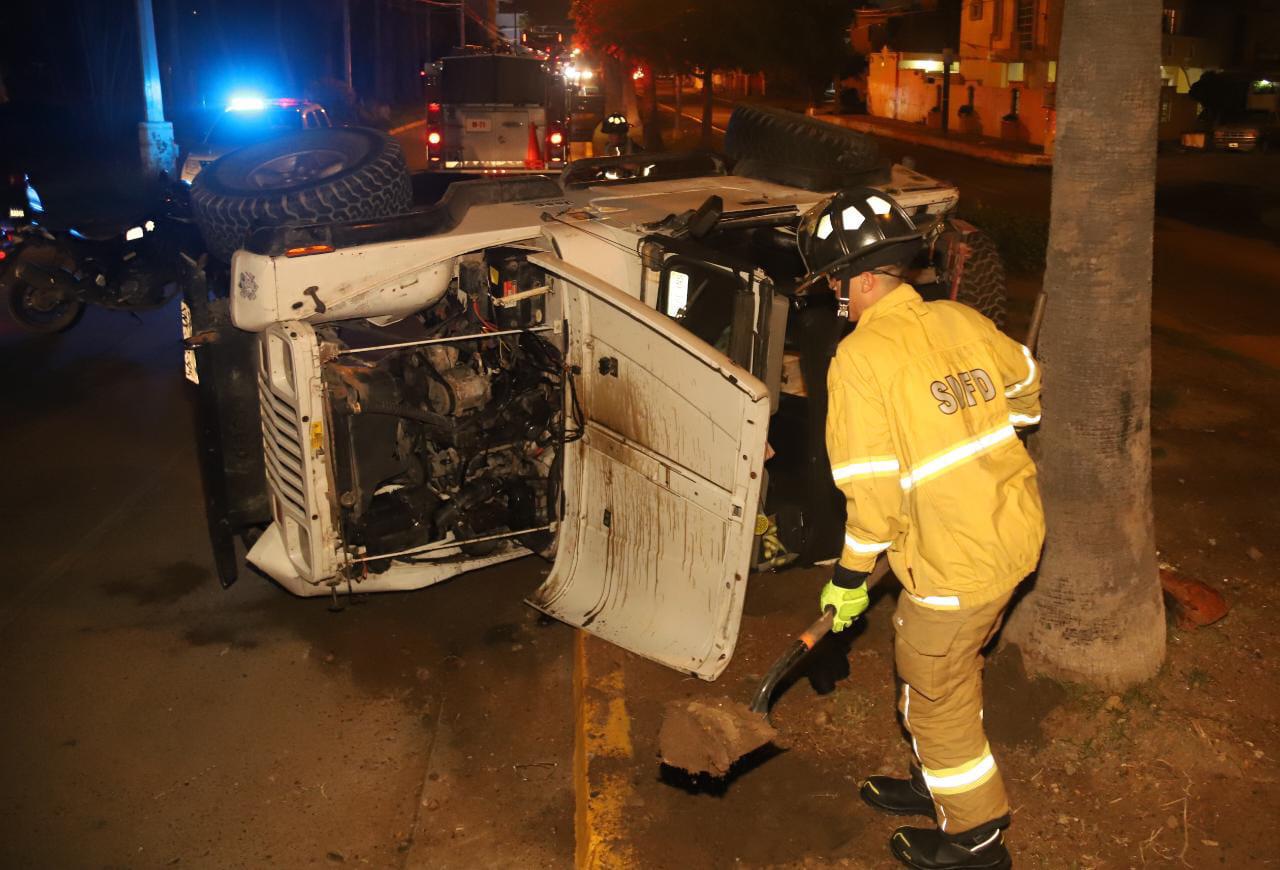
[1,179,202,334]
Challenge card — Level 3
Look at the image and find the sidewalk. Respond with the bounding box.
[812,110,1053,169]
[660,83,1052,169]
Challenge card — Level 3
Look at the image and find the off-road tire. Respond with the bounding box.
[724,104,881,191]
[191,128,412,262]
[952,228,1008,331]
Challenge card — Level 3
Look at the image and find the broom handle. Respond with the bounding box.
[1025,289,1048,354]
[748,560,891,715]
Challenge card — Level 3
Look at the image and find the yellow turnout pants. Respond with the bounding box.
[893,591,1014,834]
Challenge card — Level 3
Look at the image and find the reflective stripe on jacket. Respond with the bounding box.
[825,284,1045,609]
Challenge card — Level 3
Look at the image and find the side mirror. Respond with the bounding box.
[664,268,691,318]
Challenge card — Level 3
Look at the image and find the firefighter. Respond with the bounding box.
[592,113,641,156]
[797,189,1044,870]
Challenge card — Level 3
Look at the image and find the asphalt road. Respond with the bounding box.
[0,115,1274,868]
[0,310,574,866]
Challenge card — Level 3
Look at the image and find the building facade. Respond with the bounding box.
[860,0,1063,150]
[859,0,1247,151]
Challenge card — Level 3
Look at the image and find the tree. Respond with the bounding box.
[678,0,748,145]
[756,0,859,108]
[1001,0,1166,689]
[75,2,139,138]
[573,0,755,146]
[571,0,661,118]
[1188,70,1246,123]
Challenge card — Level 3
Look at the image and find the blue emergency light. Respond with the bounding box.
[227,94,267,112]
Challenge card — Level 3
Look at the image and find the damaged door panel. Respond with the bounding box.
[526,253,770,680]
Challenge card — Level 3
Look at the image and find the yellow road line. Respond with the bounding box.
[389,119,426,135]
[573,631,589,868]
[573,630,635,869]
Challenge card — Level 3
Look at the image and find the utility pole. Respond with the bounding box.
[459,0,466,50]
[134,0,177,179]
[342,0,353,88]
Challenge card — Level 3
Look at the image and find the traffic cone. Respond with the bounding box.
[525,121,545,170]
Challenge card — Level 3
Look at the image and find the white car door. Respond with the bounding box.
[526,253,770,681]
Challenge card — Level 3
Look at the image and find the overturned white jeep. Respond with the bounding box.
[184,106,1007,680]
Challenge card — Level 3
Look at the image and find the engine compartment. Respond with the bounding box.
[316,246,572,573]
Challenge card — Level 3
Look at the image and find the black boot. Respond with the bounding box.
[889,817,1012,870]
[860,766,936,819]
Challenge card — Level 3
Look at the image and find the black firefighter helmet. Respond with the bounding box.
[601,113,630,135]
[797,188,925,286]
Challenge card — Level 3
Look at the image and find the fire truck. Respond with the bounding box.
[425,53,568,173]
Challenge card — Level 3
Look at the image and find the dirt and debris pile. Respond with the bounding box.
[658,696,778,776]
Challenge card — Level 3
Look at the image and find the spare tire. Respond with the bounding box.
[723,104,881,191]
[924,220,1009,330]
[191,127,412,262]
[950,228,1008,331]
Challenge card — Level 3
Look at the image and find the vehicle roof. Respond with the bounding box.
[554,163,957,232]
[245,159,959,264]
[564,175,825,231]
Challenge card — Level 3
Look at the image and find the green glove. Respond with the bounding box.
[820,580,870,633]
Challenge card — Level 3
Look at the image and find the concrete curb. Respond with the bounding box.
[813,113,1053,168]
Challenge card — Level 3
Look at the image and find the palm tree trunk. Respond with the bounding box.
[1001,0,1165,689]
[603,54,626,115]
[643,71,663,150]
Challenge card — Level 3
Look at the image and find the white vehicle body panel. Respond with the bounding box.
[442,105,550,170]
[229,214,550,331]
[227,157,962,662]
[526,253,770,680]
[227,170,959,332]
[540,219,643,300]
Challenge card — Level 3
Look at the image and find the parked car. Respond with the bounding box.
[182,106,1008,680]
[180,97,335,184]
[1212,110,1280,152]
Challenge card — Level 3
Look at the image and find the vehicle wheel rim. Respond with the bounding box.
[245,148,351,189]
[15,283,77,327]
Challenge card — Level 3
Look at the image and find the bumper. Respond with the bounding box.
[1213,136,1259,152]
